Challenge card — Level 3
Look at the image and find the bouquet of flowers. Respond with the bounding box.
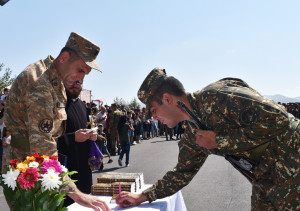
[0,153,77,211]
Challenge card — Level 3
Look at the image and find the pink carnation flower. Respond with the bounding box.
[17,168,40,190]
[41,160,63,174]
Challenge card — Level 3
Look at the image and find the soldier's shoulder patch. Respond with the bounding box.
[39,119,53,133]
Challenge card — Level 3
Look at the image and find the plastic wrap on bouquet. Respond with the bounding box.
[88,141,103,170]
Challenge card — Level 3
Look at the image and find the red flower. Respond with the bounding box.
[30,153,39,157]
[17,168,40,190]
[28,153,44,163]
[49,156,58,160]
[9,159,18,168]
[35,156,44,163]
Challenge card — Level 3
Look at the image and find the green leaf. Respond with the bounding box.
[61,179,77,187]
[67,171,78,176]
[23,202,34,211]
[13,202,23,211]
[57,195,66,210]
[48,193,65,211]
[35,190,50,209]
[23,187,34,202]
[36,208,48,211]
[32,181,41,194]
[60,172,67,178]
[2,186,16,202]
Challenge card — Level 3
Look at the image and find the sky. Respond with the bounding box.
[1,0,300,106]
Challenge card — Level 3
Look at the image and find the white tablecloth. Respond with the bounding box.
[67,185,187,211]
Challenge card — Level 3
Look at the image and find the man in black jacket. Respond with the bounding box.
[57,82,98,207]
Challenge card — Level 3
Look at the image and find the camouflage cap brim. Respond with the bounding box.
[86,60,102,72]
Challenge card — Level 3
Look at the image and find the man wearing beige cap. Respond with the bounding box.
[4,32,110,211]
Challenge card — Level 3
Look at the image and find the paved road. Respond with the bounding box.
[0,136,252,211]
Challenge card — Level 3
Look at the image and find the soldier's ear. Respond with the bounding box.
[59,51,71,64]
[162,93,173,105]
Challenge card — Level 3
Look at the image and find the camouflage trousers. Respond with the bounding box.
[109,130,119,155]
[251,134,299,210]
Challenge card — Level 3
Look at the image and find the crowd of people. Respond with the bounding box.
[279,102,300,119]
[84,102,185,168]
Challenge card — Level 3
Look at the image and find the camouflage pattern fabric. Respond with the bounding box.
[4,56,76,192]
[141,77,300,210]
[65,32,101,72]
[137,67,167,119]
[109,109,122,153]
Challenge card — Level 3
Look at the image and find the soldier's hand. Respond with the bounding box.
[69,189,111,211]
[116,192,147,208]
[195,129,217,149]
[75,129,92,142]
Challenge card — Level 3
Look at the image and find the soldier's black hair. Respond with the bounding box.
[152,76,185,105]
[59,47,80,62]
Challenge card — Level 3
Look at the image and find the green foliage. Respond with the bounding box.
[113,97,143,109]
[128,97,141,109]
[113,97,128,107]
[0,63,15,91]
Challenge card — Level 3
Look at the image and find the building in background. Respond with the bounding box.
[79,89,91,103]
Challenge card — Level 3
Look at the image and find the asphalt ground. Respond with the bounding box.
[0,136,252,211]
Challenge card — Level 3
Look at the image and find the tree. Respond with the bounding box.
[113,97,127,107]
[128,97,141,109]
[0,63,15,92]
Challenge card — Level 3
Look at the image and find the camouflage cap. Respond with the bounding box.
[65,32,102,72]
[137,67,167,118]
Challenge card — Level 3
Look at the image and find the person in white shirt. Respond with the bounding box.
[96,106,107,129]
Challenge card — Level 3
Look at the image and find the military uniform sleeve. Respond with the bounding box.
[142,125,208,202]
[25,82,58,156]
[109,112,114,130]
[199,88,290,154]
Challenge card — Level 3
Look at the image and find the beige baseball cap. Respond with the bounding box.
[65,32,102,72]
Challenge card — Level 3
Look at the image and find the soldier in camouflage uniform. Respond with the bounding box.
[116,67,299,210]
[4,32,110,211]
[108,103,122,156]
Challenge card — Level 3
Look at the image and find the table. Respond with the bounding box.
[67,185,187,211]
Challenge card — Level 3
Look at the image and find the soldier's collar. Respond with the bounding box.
[187,92,198,112]
[46,55,61,82]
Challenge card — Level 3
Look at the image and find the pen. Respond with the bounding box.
[119,182,122,208]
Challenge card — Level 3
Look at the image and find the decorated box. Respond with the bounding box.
[97,172,144,191]
[91,183,112,195]
[111,182,135,194]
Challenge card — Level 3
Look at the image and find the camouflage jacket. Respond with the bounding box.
[143,78,298,202]
[109,109,122,131]
[4,56,67,164]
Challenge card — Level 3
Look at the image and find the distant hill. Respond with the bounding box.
[264,94,300,103]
